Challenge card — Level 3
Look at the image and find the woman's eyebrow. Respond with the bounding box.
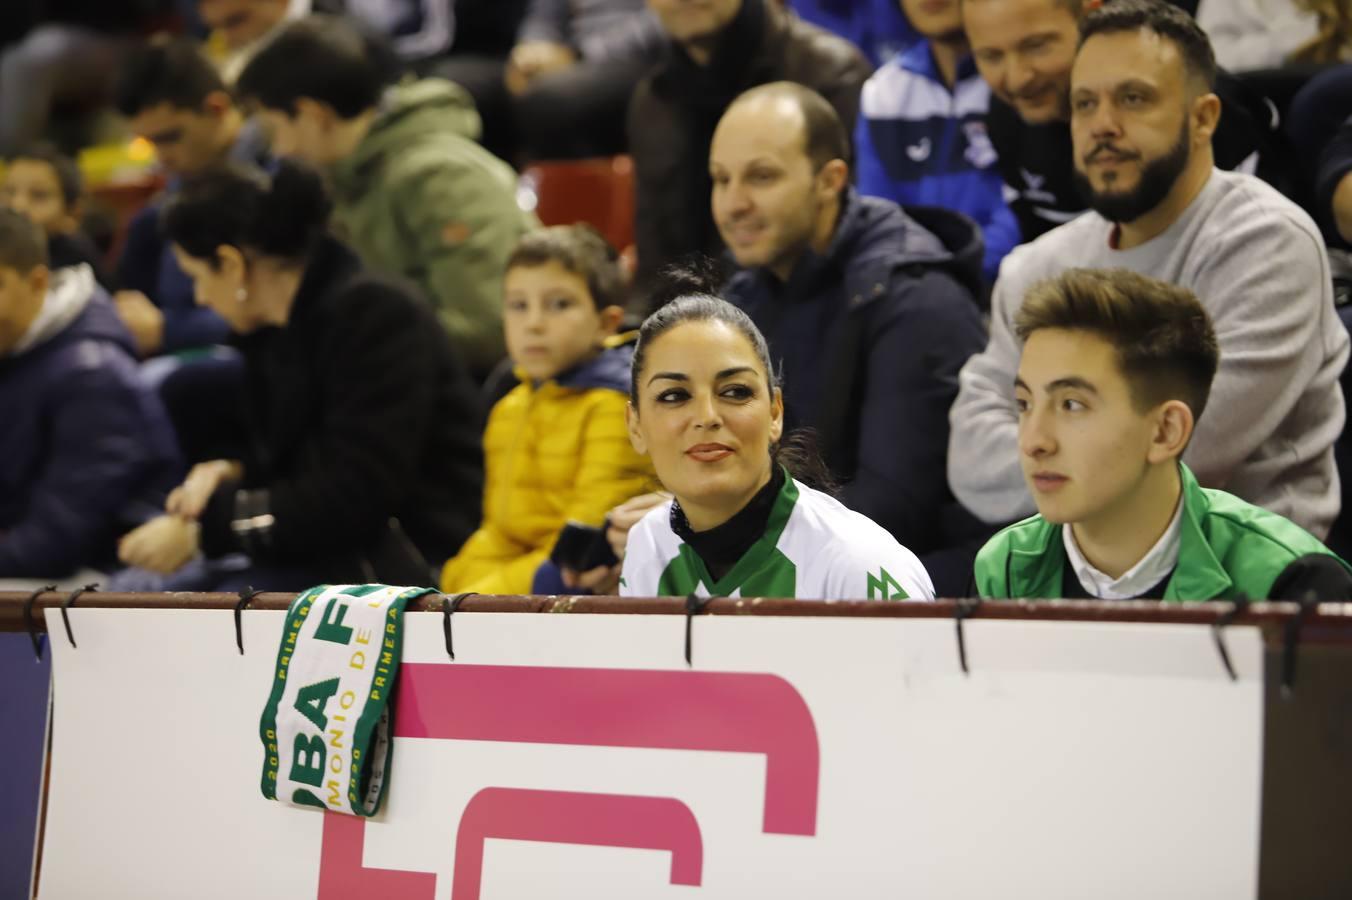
[647,372,688,386]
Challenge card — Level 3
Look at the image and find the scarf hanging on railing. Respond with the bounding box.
[260,583,434,816]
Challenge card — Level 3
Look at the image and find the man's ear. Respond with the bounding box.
[1146,399,1194,465]
[1191,91,1221,146]
[25,264,49,299]
[625,402,648,455]
[817,159,849,198]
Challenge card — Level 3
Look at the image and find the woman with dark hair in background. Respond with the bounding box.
[617,269,935,601]
[115,159,483,591]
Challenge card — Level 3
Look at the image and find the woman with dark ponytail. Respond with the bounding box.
[115,160,483,590]
[618,266,934,601]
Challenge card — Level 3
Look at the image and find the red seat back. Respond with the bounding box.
[519,156,635,254]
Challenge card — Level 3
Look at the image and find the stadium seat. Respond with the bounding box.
[518,155,635,254]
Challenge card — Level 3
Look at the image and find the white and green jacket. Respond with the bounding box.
[619,476,935,600]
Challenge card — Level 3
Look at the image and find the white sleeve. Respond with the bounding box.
[825,528,936,602]
[617,510,663,597]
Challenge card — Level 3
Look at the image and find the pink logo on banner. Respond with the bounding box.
[317,664,820,897]
[453,788,703,896]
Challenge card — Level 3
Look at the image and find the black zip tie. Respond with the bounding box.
[59,583,99,649]
[234,587,263,655]
[684,593,716,667]
[954,598,982,676]
[1280,590,1319,699]
[22,585,56,662]
[1210,596,1250,682]
[442,592,476,660]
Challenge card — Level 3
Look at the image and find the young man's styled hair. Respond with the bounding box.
[0,208,49,273]
[507,225,625,311]
[114,37,228,117]
[1015,267,1220,421]
[236,15,401,119]
[7,143,82,210]
[1078,0,1217,91]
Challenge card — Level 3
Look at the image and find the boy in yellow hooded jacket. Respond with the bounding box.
[440,226,656,595]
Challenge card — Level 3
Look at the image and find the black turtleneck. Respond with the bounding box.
[670,466,785,583]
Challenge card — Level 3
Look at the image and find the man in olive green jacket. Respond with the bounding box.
[974,268,1351,602]
[239,16,536,379]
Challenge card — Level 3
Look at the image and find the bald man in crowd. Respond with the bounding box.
[713,82,991,595]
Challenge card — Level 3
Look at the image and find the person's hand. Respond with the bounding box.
[166,460,243,520]
[505,41,577,95]
[561,563,621,595]
[605,491,671,560]
[113,290,165,358]
[118,515,200,574]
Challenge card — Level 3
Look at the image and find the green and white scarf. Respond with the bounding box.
[260,584,434,816]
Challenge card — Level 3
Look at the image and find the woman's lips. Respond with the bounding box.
[686,443,734,462]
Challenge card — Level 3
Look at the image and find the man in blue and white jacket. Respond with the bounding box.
[855,0,1017,285]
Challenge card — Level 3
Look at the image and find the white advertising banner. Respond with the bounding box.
[39,608,1264,899]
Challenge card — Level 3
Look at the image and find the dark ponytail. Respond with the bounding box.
[630,259,769,402]
[773,429,839,495]
[161,158,332,266]
[633,260,837,493]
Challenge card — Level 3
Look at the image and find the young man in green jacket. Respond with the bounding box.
[975,267,1352,601]
[237,15,536,380]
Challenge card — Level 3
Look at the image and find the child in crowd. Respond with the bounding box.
[976,268,1352,601]
[619,269,935,601]
[440,225,656,595]
[0,208,179,583]
[1,144,107,283]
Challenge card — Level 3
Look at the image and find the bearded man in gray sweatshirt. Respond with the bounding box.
[948,0,1348,539]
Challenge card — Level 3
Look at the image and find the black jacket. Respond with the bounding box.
[723,190,988,559]
[628,0,872,298]
[200,237,483,581]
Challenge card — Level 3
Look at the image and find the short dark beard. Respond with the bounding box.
[1073,123,1190,224]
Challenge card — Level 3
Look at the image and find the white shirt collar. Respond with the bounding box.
[1062,498,1184,600]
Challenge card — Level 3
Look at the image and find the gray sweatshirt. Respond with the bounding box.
[948,168,1348,538]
